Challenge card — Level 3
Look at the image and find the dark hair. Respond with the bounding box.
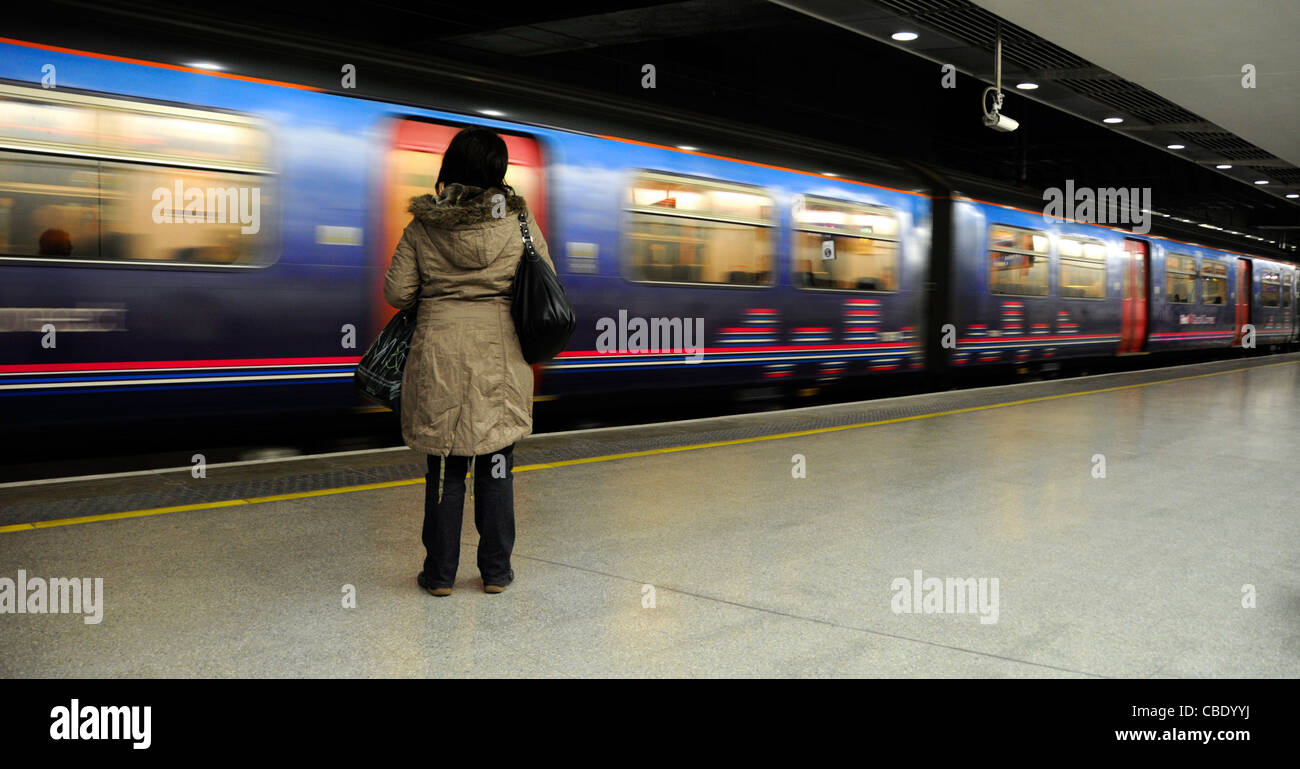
[436,126,509,192]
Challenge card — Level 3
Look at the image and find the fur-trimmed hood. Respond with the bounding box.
[408,183,526,229]
[405,183,529,270]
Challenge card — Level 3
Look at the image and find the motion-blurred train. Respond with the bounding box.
[1,36,1297,428]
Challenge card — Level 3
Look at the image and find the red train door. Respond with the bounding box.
[1232,258,1251,346]
[370,119,549,339]
[1119,239,1149,353]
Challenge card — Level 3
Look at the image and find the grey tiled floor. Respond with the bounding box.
[1,357,1297,677]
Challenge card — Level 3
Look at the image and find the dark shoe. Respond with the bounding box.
[418,571,452,597]
[483,569,514,594]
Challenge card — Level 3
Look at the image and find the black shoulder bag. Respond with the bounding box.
[511,211,576,363]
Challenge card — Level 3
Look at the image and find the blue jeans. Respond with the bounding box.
[422,445,515,588]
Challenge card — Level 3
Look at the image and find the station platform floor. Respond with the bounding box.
[1,353,1297,678]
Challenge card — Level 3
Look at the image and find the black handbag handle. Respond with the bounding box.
[517,211,540,261]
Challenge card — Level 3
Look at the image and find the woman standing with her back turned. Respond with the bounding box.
[383,126,555,596]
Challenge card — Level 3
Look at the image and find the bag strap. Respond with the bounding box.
[517,211,539,261]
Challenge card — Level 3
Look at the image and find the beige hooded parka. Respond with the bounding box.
[383,183,554,459]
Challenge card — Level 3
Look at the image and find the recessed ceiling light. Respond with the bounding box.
[1016,82,1038,90]
[676,145,698,152]
[1167,144,1185,150]
[1103,117,1124,124]
[1216,164,1233,169]
[478,109,506,117]
[1287,194,1299,199]
[891,31,919,41]
[184,61,224,71]
[821,172,839,177]
[1254,180,1270,185]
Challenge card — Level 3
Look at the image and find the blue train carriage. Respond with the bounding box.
[947,189,1298,369]
[536,139,933,397]
[1109,235,1297,355]
[1146,240,1263,352]
[949,196,1129,369]
[1147,246,1297,352]
[1248,257,1297,348]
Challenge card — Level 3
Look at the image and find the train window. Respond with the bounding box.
[1283,280,1292,309]
[1165,253,1197,304]
[0,84,267,170]
[791,195,898,292]
[988,225,1048,296]
[624,171,774,286]
[1199,259,1228,305]
[0,153,272,266]
[1057,237,1107,298]
[0,153,99,259]
[1261,271,1281,307]
[0,84,273,268]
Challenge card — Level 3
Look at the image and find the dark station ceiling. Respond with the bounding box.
[4,0,1297,257]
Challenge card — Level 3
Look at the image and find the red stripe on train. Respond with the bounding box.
[0,356,363,374]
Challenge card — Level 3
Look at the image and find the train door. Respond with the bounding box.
[370,119,548,337]
[1232,258,1251,346]
[1119,238,1149,353]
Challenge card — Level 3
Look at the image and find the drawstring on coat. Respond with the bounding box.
[433,455,471,503]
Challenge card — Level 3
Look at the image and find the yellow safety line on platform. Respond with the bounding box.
[3,358,1296,534]
[0,479,426,534]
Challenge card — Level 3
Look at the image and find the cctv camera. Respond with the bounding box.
[984,112,1019,132]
